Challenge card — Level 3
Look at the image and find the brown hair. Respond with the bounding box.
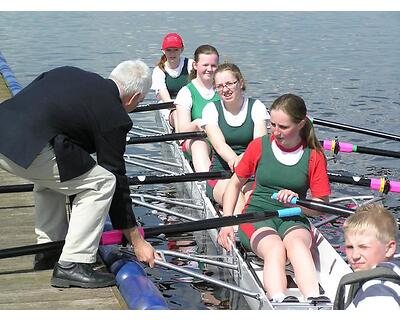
[270,94,322,152]
[214,62,246,91]
[343,203,398,244]
[157,55,167,72]
[189,44,219,80]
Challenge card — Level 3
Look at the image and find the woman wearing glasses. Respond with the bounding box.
[202,63,269,212]
[175,44,220,172]
[151,33,193,129]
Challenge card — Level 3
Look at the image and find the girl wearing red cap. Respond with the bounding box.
[175,44,220,172]
[151,33,193,128]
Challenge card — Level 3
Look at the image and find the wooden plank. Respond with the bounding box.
[0,168,126,309]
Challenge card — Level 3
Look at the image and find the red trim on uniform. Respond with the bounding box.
[308,149,331,198]
[207,179,218,188]
[270,134,305,152]
[239,222,257,240]
[235,137,263,179]
[181,139,188,151]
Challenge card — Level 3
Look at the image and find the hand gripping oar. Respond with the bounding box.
[321,139,400,159]
[126,131,206,145]
[131,101,175,113]
[0,207,301,259]
[271,193,355,216]
[310,117,400,142]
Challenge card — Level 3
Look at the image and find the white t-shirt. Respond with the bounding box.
[202,97,270,127]
[151,56,193,92]
[174,80,216,110]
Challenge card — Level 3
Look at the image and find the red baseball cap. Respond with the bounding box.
[162,33,184,50]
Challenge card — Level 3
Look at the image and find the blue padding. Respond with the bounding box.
[116,261,168,310]
[277,207,302,218]
[0,51,23,95]
[99,217,168,310]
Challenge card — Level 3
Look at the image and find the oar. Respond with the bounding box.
[327,172,400,194]
[310,117,400,142]
[131,101,175,113]
[127,170,232,185]
[0,207,302,259]
[271,193,355,216]
[1,171,400,193]
[321,139,400,158]
[0,171,231,194]
[129,171,400,194]
[126,132,400,159]
[127,131,205,145]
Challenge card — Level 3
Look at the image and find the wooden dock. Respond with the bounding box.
[0,72,127,309]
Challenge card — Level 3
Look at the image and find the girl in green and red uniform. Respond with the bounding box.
[218,93,331,303]
[202,63,269,212]
[175,44,220,172]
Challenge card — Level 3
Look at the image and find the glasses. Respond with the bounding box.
[215,80,238,92]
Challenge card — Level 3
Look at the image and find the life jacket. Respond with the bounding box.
[333,262,400,310]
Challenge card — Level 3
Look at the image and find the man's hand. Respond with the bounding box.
[123,227,160,268]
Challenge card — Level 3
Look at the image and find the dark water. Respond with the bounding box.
[1,11,399,309]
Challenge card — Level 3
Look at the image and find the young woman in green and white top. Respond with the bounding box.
[175,44,220,172]
[202,63,269,212]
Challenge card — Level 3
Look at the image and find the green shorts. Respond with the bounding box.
[238,216,311,251]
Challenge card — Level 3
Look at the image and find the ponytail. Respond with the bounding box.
[157,54,167,72]
[302,117,323,152]
[270,94,323,153]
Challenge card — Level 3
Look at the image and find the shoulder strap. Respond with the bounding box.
[182,57,189,75]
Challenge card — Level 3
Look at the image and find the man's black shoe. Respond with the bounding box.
[51,262,116,288]
[33,249,62,271]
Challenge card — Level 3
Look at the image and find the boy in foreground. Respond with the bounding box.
[334,204,400,309]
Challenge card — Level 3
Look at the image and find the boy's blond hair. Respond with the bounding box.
[343,203,398,244]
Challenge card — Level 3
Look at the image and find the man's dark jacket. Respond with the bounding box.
[0,66,137,229]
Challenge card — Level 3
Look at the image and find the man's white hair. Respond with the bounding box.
[109,60,151,98]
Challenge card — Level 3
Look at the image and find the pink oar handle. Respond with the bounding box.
[99,227,145,245]
[370,178,400,193]
[323,140,355,153]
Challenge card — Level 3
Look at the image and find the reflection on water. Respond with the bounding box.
[1,11,399,309]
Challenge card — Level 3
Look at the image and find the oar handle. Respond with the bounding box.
[271,193,356,216]
[277,207,302,217]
